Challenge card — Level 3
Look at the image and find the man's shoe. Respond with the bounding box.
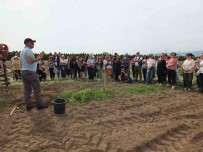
[37,104,48,110]
[26,106,33,111]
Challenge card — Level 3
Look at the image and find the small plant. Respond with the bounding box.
[120,84,166,94]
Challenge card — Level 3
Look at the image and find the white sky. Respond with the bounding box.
[0,0,203,54]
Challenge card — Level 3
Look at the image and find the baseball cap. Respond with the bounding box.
[186,53,194,56]
[24,38,36,44]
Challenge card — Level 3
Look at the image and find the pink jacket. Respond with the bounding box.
[167,58,178,70]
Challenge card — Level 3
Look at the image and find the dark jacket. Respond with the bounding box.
[157,60,167,74]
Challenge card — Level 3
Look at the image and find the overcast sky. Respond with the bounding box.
[0,0,203,54]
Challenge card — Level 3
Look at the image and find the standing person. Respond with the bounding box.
[176,56,180,84]
[87,54,96,80]
[20,38,47,110]
[53,52,60,78]
[114,57,122,81]
[134,52,143,82]
[157,53,167,85]
[145,54,156,85]
[84,55,89,78]
[106,56,113,79]
[122,53,130,76]
[60,55,68,78]
[112,53,117,80]
[97,56,103,79]
[141,55,148,84]
[48,56,55,81]
[11,55,21,80]
[182,53,195,91]
[69,56,75,79]
[199,54,203,93]
[74,56,80,79]
[78,56,85,79]
[66,56,71,78]
[195,58,201,90]
[166,52,178,89]
[131,55,135,80]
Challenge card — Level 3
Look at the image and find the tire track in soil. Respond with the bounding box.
[130,124,193,152]
[0,113,33,152]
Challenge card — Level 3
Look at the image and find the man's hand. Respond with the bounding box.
[37,51,45,59]
[27,51,45,64]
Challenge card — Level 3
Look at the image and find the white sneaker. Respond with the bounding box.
[166,84,170,87]
[159,83,163,86]
[172,86,175,89]
[156,83,159,85]
[188,88,191,91]
[184,88,187,91]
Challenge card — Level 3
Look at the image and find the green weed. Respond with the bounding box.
[58,88,114,104]
[120,84,166,94]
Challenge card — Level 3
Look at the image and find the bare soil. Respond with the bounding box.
[0,81,203,152]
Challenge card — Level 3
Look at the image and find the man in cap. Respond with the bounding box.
[20,38,48,111]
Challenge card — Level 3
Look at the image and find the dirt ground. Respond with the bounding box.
[0,81,203,152]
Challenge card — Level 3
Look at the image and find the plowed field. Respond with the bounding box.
[0,81,203,152]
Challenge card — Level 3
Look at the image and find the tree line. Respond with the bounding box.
[6,51,197,61]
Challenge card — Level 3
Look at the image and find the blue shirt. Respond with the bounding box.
[122,57,130,68]
[87,58,96,67]
[20,47,37,72]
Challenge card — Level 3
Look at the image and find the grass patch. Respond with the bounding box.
[120,84,166,94]
[58,88,114,104]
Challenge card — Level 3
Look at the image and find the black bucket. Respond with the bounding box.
[52,99,66,114]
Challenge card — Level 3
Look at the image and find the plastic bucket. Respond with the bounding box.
[52,99,66,114]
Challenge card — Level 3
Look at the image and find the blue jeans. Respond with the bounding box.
[146,67,155,84]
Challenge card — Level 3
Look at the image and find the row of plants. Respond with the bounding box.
[58,88,114,104]
[57,84,167,105]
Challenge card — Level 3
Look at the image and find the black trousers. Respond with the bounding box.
[67,69,71,77]
[142,69,147,82]
[200,73,203,92]
[168,70,176,85]
[14,70,21,80]
[132,65,135,78]
[157,72,165,84]
[88,68,95,80]
[74,67,80,78]
[115,67,121,81]
[49,68,55,80]
[183,73,193,89]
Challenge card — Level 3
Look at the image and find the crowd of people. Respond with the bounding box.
[8,51,203,93]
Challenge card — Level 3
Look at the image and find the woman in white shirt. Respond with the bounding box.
[199,54,203,93]
[146,54,156,84]
[60,55,68,78]
[182,53,195,91]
